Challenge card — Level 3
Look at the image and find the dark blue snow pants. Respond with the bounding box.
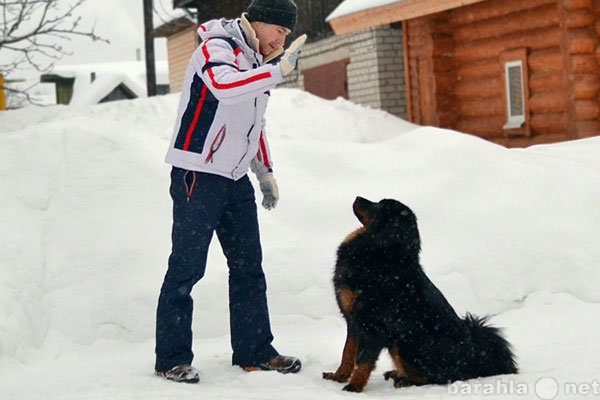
[155,167,278,372]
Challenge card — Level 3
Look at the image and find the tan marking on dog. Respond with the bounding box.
[389,346,408,377]
[343,227,365,243]
[386,346,428,387]
[322,328,357,383]
[344,362,376,392]
[337,287,358,314]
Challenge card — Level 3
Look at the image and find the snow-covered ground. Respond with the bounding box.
[1,89,599,399]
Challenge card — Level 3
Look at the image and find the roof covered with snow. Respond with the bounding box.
[327,0,488,35]
[327,0,403,21]
[42,61,169,105]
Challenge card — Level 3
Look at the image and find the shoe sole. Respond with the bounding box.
[242,359,302,374]
[155,371,200,384]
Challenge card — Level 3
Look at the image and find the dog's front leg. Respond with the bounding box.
[343,361,376,392]
[342,335,382,392]
[323,326,357,383]
[384,345,428,388]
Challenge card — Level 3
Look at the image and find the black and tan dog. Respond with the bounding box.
[323,197,517,392]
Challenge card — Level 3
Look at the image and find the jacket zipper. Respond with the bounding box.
[204,125,227,163]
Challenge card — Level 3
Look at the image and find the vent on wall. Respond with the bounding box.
[503,60,526,130]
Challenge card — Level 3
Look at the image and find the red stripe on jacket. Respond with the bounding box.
[202,40,272,89]
[259,131,271,168]
[183,85,208,151]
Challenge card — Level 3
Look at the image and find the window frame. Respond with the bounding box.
[500,49,530,136]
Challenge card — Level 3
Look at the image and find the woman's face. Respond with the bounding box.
[252,22,291,58]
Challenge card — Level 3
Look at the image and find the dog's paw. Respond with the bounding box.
[342,383,364,392]
[322,372,335,380]
[383,370,398,381]
[383,370,413,388]
[323,371,350,382]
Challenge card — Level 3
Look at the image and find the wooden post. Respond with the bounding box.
[402,21,413,122]
[143,0,157,96]
[0,74,6,111]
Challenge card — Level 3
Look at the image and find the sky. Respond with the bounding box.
[4,0,394,76]
[0,0,177,82]
[0,88,599,399]
[54,0,172,65]
[0,0,185,101]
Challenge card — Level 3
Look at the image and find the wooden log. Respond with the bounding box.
[429,15,453,36]
[572,75,600,99]
[449,0,555,25]
[434,76,455,94]
[455,60,500,81]
[529,72,566,94]
[561,0,593,11]
[528,48,564,73]
[432,61,454,75]
[529,93,567,114]
[436,97,457,110]
[565,29,598,54]
[575,120,600,137]
[453,77,503,100]
[530,113,568,134]
[574,99,600,119]
[455,116,506,138]
[568,54,599,73]
[563,9,597,27]
[432,39,454,59]
[438,109,458,129]
[502,132,570,147]
[458,98,505,117]
[529,133,571,144]
[453,27,561,62]
[452,5,559,43]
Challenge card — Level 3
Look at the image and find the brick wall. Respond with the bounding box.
[282,25,407,119]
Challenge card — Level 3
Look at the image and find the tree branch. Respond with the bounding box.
[0,0,110,107]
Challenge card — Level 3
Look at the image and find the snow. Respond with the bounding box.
[47,61,170,105]
[1,88,600,399]
[327,0,404,21]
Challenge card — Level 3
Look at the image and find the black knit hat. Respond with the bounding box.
[247,0,297,31]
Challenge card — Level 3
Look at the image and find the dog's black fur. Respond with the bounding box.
[323,197,518,392]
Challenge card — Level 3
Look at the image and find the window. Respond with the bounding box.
[503,60,525,129]
[500,48,530,136]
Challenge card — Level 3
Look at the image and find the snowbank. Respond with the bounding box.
[1,89,599,399]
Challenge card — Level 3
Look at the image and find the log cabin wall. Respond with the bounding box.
[561,0,600,138]
[405,0,600,147]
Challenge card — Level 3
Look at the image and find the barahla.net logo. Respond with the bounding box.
[448,377,600,398]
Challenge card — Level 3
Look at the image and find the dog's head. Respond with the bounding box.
[353,196,421,254]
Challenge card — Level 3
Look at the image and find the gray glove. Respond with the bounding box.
[258,174,279,210]
[279,34,307,76]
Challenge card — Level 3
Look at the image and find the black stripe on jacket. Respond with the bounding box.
[174,74,219,154]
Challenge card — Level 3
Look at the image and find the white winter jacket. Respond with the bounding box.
[165,17,284,181]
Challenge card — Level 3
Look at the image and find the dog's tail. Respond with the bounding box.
[465,313,518,377]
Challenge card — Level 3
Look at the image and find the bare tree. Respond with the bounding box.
[0,0,109,108]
